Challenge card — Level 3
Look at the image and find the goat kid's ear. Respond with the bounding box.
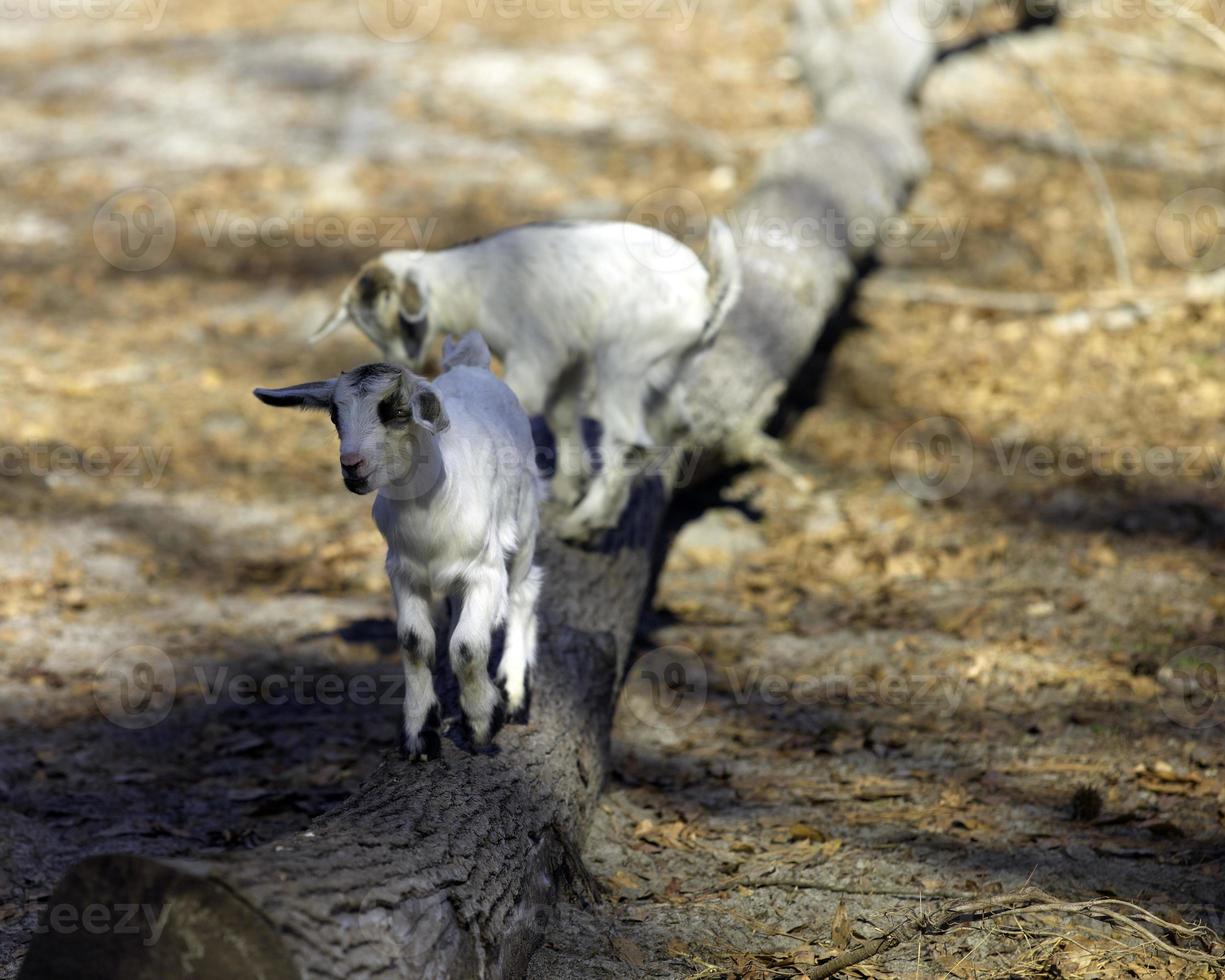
[397,271,429,361]
[400,270,427,322]
[253,379,337,410]
[409,381,449,434]
[347,263,398,348]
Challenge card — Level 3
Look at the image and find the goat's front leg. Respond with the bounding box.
[557,371,649,542]
[547,391,588,508]
[449,568,507,749]
[556,446,638,542]
[392,576,441,761]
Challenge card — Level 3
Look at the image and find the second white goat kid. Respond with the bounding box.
[311,219,742,541]
[254,332,543,760]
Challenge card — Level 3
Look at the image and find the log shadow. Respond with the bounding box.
[610,681,1225,914]
[766,260,874,439]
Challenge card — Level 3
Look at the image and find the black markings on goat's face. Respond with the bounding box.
[358,268,391,304]
[326,365,446,497]
[347,362,402,393]
[378,388,412,428]
[349,264,401,345]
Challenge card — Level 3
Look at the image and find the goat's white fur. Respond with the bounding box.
[312,219,741,540]
[254,332,542,757]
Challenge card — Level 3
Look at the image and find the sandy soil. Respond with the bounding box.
[2,0,1224,976]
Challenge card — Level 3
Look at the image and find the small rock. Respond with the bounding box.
[977,164,1015,193]
[804,491,845,540]
[671,509,764,567]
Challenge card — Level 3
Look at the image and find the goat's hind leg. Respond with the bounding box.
[498,551,541,724]
[450,568,507,749]
[393,581,441,761]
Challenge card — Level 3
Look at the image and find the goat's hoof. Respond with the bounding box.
[460,715,501,755]
[555,515,606,546]
[498,678,532,725]
[399,728,442,762]
[549,479,584,508]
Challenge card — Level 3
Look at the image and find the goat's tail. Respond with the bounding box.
[441,330,493,371]
[699,217,742,346]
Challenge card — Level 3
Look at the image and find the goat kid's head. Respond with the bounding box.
[312,255,432,369]
[254,364,450,497]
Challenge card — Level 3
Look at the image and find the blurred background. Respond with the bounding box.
[2,0,1225,974]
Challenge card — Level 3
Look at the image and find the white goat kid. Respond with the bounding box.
[312,219,742,541]
[254,332,543,760]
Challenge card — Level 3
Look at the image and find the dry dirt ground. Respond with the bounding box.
[2,0,1225,976]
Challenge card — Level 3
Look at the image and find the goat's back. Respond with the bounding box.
[436,365,536,468]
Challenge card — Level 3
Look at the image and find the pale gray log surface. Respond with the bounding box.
[18,3,943,977]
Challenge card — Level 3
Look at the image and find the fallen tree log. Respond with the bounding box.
[19,4,951,977]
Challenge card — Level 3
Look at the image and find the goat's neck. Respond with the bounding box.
[426,247,510,355]
[381,430,448,512]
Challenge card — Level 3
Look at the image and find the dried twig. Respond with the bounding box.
[859,278,1066,314]
[859,269,1225,325]
[959,118,1225,177]
[1078,23,1225,78]
[989,39,1133,289]
[1151,0,1225,61]
[807,886,1225,978]
[728,877,962,900]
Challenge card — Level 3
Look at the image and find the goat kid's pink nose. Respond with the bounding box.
[340,452,366,471]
